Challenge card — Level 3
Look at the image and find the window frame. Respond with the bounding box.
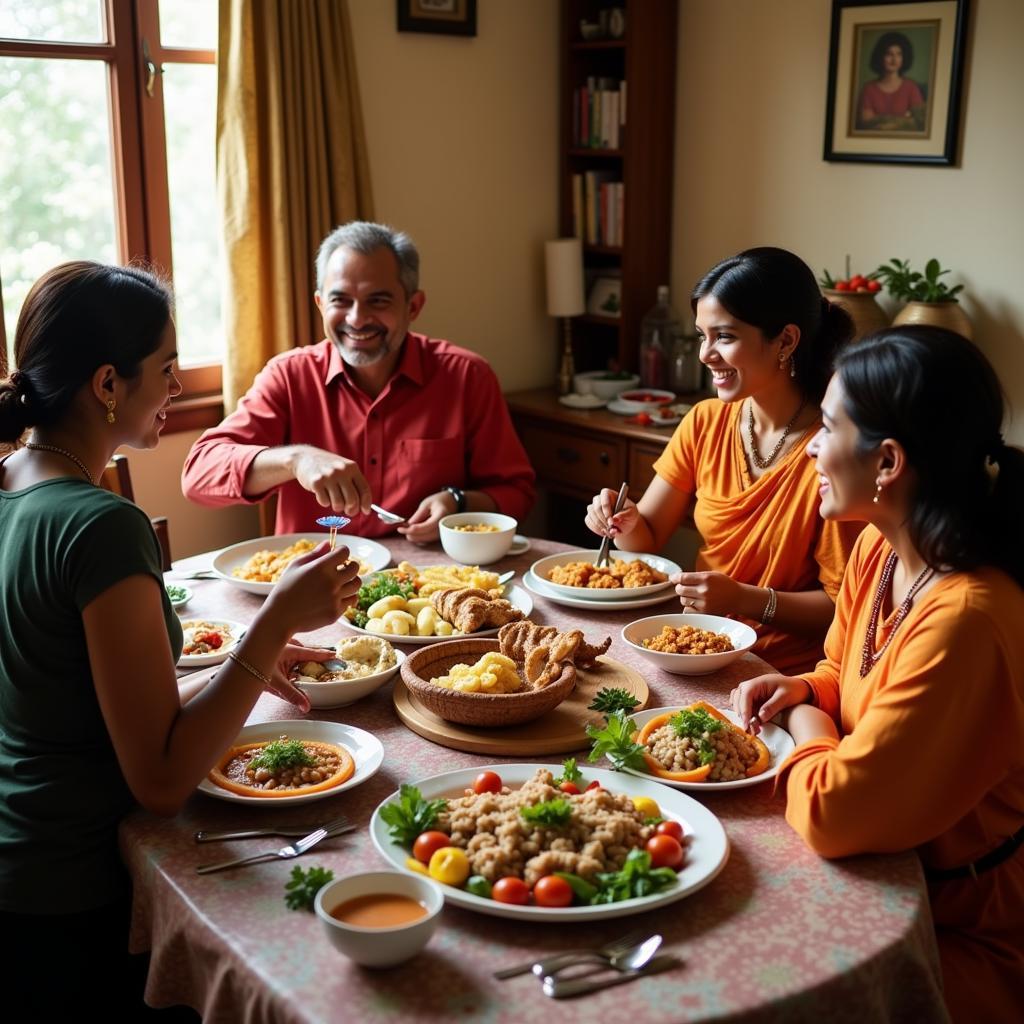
[0,0,222,432]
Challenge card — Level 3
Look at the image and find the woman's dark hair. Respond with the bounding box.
[691,246,854,404]
[837,326,1024,586]
[0,261,172,443]
[870,32,914,76]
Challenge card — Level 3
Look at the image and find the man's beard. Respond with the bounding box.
[336,327,391,367]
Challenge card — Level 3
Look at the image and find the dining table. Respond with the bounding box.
[122,534,950,1023]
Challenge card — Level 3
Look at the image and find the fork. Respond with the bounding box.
[493,929,643,980]
[370,503,405,525]
[595,482,630,568]
[196,823,346,874]
[194,815,350,843]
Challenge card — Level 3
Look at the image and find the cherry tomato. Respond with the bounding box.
[646,834,685,870]
[533,875,574,908]
[473,770,503,795]
[492,877,530,905]
[585,779,602,792]
[867,279,882,292]
[849,274,867,290]
[559,781,581,795]
[428,846,471,886]
[412,830,451,864]
[656,820,684,841]
[834,280,851,292]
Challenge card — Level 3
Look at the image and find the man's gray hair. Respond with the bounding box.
[315,221,420,296]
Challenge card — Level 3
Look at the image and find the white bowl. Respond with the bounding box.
[439,512,517,565]
[573,370,640,400]
[613,388,676,414]
[293,649,405,708]
[622,613,757,675]
[529,549,679,602]
[315,871,443,967]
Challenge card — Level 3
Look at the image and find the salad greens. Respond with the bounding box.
[380,784,448,846]
[165,584,189,604]
[555,850,677,905]
[346,574,416,628]
[586,711,647,771]
[520,798,573,828]
[284,865,334,911]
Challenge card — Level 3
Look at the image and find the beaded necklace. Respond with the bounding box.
[746,399,805,469]
[860,550,935,678]
[23,442,95,485]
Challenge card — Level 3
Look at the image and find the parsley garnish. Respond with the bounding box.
[284,865,334,911]
[588,687,641,718]
[586,711,647,772]
[520,798,573,827]
[250,739,314,773]
[345,573,417,628]
[553,757,583,787]
[670,708,723,766]
[380,784,448,846]
[591,849,677,903]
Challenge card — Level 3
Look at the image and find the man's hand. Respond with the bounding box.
[291,447,372,517]
[396,489,457,544]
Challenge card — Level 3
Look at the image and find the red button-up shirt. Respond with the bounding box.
[181,333,535,537]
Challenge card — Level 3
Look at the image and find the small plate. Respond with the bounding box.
[622,707,795,791]
[342,584,534,645]
[177,618,248,667]
[558,393,607,409]
[530,549,679,602]
[508,535,531,556]
[198,719,384,806]
[166,584,192,609]
[212,533,392,596]
[370,763,729,921]
[522,569,679,611]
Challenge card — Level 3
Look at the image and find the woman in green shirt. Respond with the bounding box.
[0,262,360,1014]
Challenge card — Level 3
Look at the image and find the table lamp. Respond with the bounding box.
[544,238,585,395]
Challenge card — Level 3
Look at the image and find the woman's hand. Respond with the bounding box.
[262,543,361,638]
[585,488,640,539]
[671,570,748,616]
[730,674,811,735]
[263,642,339,713]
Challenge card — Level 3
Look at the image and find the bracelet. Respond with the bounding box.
[227,649,272,686]
[760,587,778,625]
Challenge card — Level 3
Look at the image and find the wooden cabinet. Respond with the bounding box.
[561,0,678,374]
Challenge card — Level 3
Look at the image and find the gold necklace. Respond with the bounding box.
[746,399,805,469]
[24,442,95,485]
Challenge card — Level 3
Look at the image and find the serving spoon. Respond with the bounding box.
[371,503,405,525]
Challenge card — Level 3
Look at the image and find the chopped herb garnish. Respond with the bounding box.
[380,784,448,846]
[586,711,647,772]
[344,573,416,628]
[591,849,677,903]
[250,739,314,773]
[520,798,573,828]
[588,687,641,718]
[670,707,724,766]
[553,757,584,787]
[284,865,334,911]
[165,584,189,603]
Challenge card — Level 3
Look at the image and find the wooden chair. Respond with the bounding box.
[99,454,172,571]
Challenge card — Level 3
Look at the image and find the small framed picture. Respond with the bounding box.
[587,277,622,318]
[397,0,477,37]
[824,0,969,165]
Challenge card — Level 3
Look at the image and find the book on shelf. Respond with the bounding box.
[576,171,623,246]
[572,77,627,149]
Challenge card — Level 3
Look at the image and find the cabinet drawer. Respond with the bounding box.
[628,442,666,499]
[519,425,624,494]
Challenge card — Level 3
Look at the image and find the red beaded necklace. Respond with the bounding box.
[860,550,935,678]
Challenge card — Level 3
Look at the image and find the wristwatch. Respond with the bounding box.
[444,485,466,513]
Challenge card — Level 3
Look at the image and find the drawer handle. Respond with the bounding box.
[599,451,610,466]
[556,447,581,464]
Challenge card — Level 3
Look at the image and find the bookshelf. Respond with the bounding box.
[560,0,678,374]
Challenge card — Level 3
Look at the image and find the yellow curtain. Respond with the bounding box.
[217,0,374,408]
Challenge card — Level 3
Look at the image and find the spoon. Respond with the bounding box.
[497,570,516,586]
[538,933,663,980]
[543,952,680,999]
[370,503,405,525]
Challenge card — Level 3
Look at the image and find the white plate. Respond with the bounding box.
[622,707,795,791]
[166,584,192,609]
[212,533,392,596]
[558,393,607,409]
[198,720,384,806]
[523,569,680,611]
[177,618,248,667]
[370,763,729,921]
[342,583,534,646]
[529,549,679,602]
[508,535,531,556]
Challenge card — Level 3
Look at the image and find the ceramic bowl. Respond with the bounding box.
[573,370,641,400]
[401,638,576,727]
[621,613,757,675]
[613,388,676,413]
[315,871,443,968]
[529,549,678,603]
[439,512,517,565]
[292,648,405,709]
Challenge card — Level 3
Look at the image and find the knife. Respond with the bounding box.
[542,955,682,998]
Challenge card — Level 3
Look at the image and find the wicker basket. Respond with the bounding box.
[401,638,576,727]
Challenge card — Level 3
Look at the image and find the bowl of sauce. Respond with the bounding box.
[315,871,443,967]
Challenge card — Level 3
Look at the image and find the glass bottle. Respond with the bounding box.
[639,284,678,390]
[669,329,702,393]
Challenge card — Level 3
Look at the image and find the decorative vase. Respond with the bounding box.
[891,300,973,340]
[823,289,889,341]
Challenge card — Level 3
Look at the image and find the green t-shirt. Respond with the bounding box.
[0,478,183,914]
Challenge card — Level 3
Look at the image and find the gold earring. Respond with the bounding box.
[872,481,883,504]
[790,357,796,379]
[106,399,116,424]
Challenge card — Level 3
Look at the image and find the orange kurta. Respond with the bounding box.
[653,399,862,673]
[782,527,1024,1021]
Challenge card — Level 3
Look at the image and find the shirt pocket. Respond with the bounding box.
[398,438,465,488]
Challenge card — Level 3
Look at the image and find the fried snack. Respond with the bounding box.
[430,588,525,634]
[497,620,610,689]
[547,558,668,590]
[642,625,734,655]
[393,561,503,598]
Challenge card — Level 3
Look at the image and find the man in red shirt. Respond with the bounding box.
[181,222,535,542]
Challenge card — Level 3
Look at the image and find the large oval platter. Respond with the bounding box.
[369,762,729,921]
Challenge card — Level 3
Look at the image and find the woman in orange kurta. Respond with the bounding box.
[733,327,1024,1020]
[587,248,862,674]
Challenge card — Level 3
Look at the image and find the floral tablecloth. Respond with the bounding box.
[121,535,948,1023]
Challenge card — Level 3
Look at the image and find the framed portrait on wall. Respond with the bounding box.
[824,0,969,165]
[397,0,477,37]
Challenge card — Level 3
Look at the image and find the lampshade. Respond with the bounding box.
[544,238,585,317]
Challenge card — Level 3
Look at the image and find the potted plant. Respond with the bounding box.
[873,258,971,339]
[819,267,888,341]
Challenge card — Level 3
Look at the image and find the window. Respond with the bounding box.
[0,0,222,431]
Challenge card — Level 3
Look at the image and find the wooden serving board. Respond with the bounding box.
[392,655,649,756]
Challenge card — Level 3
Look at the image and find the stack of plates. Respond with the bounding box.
[523,549,681,611]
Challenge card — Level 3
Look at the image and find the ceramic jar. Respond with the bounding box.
[823,289,889,341]
[892,300,973,339]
